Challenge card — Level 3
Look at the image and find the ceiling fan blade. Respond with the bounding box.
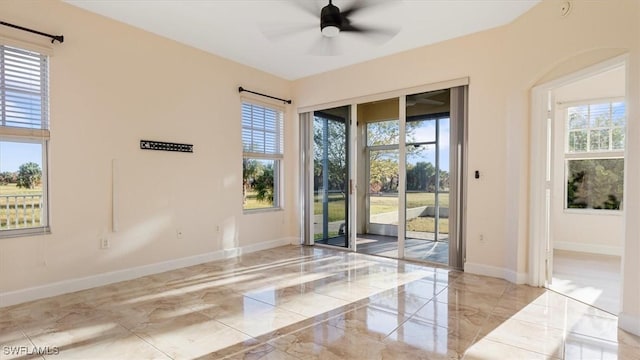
[260,23,318,42]
[289,0,322,18]
[421,89,447,98]
[417,99,445,106]
[341,0,393,18]
[340,24,400,44]
[340,0,367,18]
[308,35,342,56]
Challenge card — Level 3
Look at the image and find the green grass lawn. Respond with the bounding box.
[313,192,449,221]
[406,217,449,234]
[314,193,347,222]
[311,191,450,233]
[244,191,274,210]
[0,183,42,196]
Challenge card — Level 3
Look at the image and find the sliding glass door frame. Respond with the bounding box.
[299,78,467,268]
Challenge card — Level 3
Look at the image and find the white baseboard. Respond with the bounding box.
[464,262,528,285]
[0,237,293,308]
[619,312,640,336]
[554,241,622,256]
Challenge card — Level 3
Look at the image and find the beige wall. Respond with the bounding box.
[0,0,297,295]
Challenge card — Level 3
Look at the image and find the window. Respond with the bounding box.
[0,44,50,237]
[242,101,283,211]
[565,101,624,210]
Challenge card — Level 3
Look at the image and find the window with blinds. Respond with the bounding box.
[242,102,283,157]
[567,102,625,153]
[565,101,625,210]
[0,45,49,130]
[0,44,50,237]
[241,101,284,211]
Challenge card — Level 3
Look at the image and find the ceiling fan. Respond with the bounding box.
[319,0,385,38]
[406,90,447,107]
[262,0,400,55]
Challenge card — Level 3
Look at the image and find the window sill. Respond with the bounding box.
[243,207,283,215]
[0,226,51,239]
[563,209,623,216]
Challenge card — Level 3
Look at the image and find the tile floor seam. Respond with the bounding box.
[487,334,565,360]
[466,338,563,360]
[126,324,175,360]
[485,319,567,358]
[18,327,46,360]
[546,288,617,317]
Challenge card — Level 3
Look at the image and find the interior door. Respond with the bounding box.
[313,107,350,247]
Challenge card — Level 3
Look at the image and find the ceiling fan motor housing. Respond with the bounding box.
[321,1,342,36]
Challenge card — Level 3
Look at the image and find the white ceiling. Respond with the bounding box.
[64,0,540,80]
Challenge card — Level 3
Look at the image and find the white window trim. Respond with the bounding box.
[0,43,51,238]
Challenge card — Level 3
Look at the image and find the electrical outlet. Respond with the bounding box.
[100,237,110,249]
[176,229,183,239]
[479,234,485,243]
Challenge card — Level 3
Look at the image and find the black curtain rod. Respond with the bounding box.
[0,21,64,44]
[238,86,292,104]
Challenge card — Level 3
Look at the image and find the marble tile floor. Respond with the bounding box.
[1,245,638,359]
[550,250,621,315]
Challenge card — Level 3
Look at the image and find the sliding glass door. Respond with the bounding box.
[300,83,466,268]
[404,87,465,267]
[313,106,350,247]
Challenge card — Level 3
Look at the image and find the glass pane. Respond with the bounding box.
[243,159,276,210]
[589,103,611,128]
[407,118,435,143]
[568,105,588,129]
[589,129,610,151]
[0,141,44,230]
[367,120,399,146]
[406,145,436,236]
[437,118,450,242]
[612,102,626,126]
[567,158,623,210]
[612,127,625,150]
[2,46,47,129]
[404,117,450,264]
[568,130,588,152]
[369,149,398,225]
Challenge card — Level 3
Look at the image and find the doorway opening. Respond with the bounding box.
[530,57,626,314]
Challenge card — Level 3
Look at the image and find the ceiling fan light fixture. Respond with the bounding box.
[320,0,342,37]
[321,25,340,37]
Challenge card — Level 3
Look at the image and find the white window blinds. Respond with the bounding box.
[242,101,283,158]
[567,102,625,153]
[0,45,48,130]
